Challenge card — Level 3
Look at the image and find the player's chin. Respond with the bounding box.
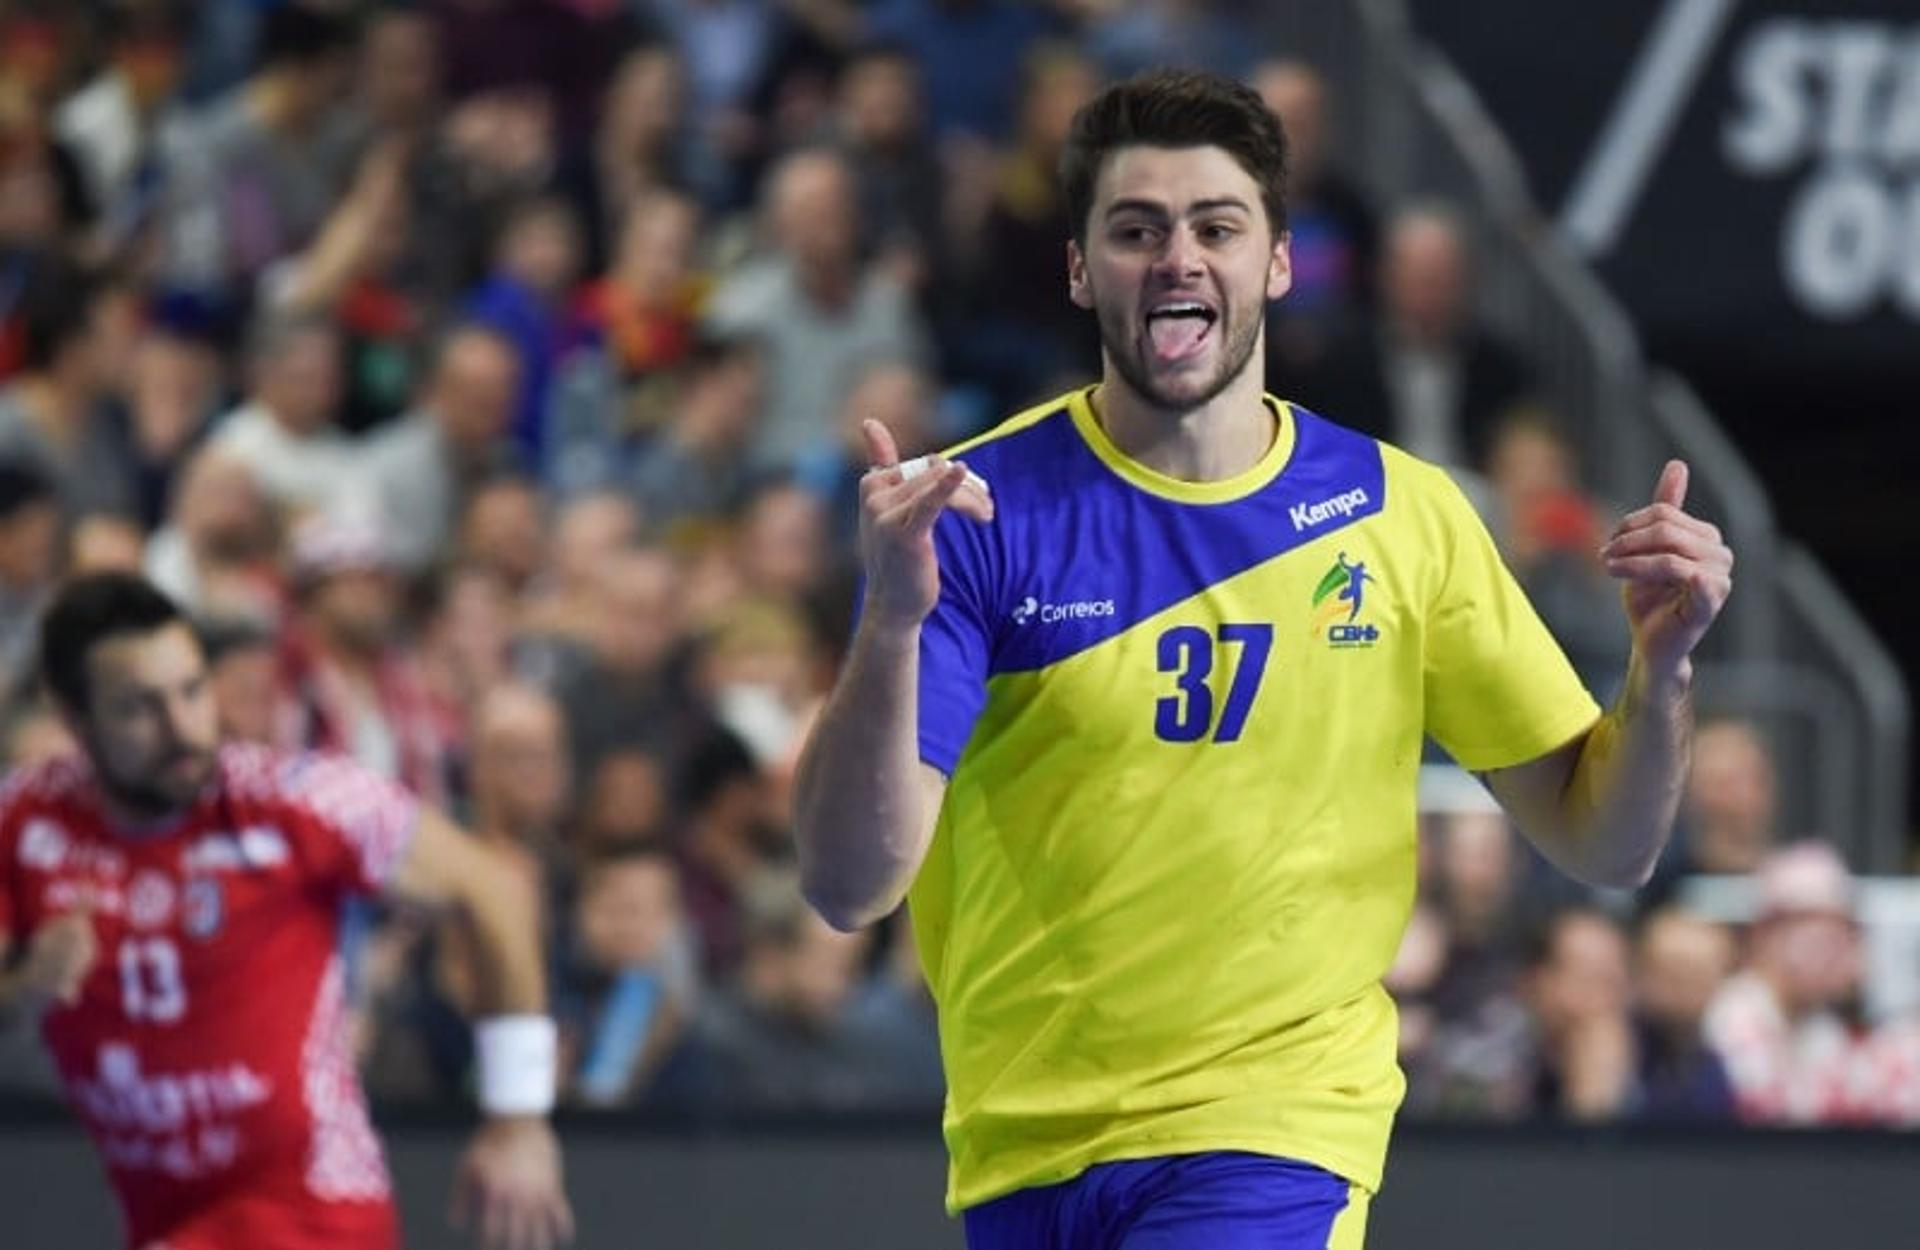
[158,755,217,799]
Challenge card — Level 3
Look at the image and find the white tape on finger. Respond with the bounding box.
[896,455,991,494]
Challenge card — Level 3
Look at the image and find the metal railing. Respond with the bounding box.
[1242,0,1910,864]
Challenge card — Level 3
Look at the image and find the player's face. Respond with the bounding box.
[1068,144,1290,412]
[77,623,221,817]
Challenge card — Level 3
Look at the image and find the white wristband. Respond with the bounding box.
[475,1015,558,1117]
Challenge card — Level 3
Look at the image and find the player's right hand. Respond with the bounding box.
[23,908,97,1006]
[857,418,993,630]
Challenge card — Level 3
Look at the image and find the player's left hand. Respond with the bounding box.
[451,1115,574,1250]
[1600,459,1734,680]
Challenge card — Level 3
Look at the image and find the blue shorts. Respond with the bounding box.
[962,1153,1369,1250]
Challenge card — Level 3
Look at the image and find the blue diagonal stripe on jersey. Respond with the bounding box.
[930,404,1387,677]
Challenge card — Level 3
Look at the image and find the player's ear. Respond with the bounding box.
[1067,239,1093,309]
[1267,229,1293,301]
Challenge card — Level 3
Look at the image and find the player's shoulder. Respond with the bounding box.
[938,388,1081,480]
[1294,411,1483,523]
[0,754,95,821]
[215,742,375,806]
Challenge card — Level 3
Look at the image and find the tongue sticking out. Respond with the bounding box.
[1148,314,1210,363]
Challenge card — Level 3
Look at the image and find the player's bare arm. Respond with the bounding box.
[388,809,575,1250]
[1481,459,1734,887]
[793,418,989,932]
[0,908,97,1022]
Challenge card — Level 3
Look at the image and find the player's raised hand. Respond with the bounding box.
[451,1117,575,1250]
[23,906,97,1006]
[1600,460,1734,678]
[857,417,993,630]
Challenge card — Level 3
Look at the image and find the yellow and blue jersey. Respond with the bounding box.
[910,386,1601,1212]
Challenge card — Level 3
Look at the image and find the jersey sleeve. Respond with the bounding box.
[916,511,997,775]
[274,752,423,898]
[1419,466,1603,771]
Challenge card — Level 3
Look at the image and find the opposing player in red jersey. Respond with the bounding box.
[0,573,574,1250]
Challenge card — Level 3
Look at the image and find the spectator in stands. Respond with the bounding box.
[626,334,765,543]
[277,507,455,805]
[0,459,60,696]
[674,726,785,978]
[199,614,280,746]
[667,866,934,1111]
[1295,202,1529,472]
[1399,802,1535,1120]
[0,270,141,517]
[520,490,641,662]
[823,43,946,299]
[207,312,358,519]
[547,187,709,496]
[360,323,522,572]
[456,474,547,598]
[1086,0,1251,82]
[112,321,225,525]
[1483,408,1629,699]
[1253,58,1377,379]
[555,842,697,1108]
[159,3,356,299]
[143,446,282,626]
[53,2,188,267]
[549,545,688,788]
[1681,719,1781,877]
[1524,908,1637,1122]
[732,476,832,607]
[1702,842,1918,1125]
[428,682,574,1022]
[1633,907,1738,1123]
[565,44,696,271]
[261,136,429,434]
[952,45,1100,412]
[575,747,674,858]
[705,146,930,474]
[416,566,517,775]
[688,597,823,780]
[0,42,96,267]
[465,194,585,469]
[866,0,1062,143]
[341,5,443,148]
[66,512,146,574]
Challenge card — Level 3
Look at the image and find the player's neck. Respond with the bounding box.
[94,784,193,838]
[1090,363,1274,483]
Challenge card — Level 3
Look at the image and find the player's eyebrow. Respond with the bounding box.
[1105,196,1253,220]
[1186,197,1253,216]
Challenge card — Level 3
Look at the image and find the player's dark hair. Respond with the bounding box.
[41,573,191,712]
[1060,68,1289,245]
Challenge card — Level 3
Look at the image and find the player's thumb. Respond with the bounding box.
[1652,459,1688,510]
[861,418,900,470]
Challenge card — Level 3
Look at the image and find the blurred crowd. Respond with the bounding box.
[0,0,1912,1128]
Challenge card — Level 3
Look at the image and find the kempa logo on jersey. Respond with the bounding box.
[1012,595,1116,625]
[1288,487,1371,532]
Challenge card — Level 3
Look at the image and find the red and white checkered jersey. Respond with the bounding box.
[0,745,420,1249]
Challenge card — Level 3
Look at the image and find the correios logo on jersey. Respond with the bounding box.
[1012,594,1116,625]
[1311,551,1381,648]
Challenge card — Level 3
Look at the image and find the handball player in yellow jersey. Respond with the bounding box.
[792,69,1733,1250]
